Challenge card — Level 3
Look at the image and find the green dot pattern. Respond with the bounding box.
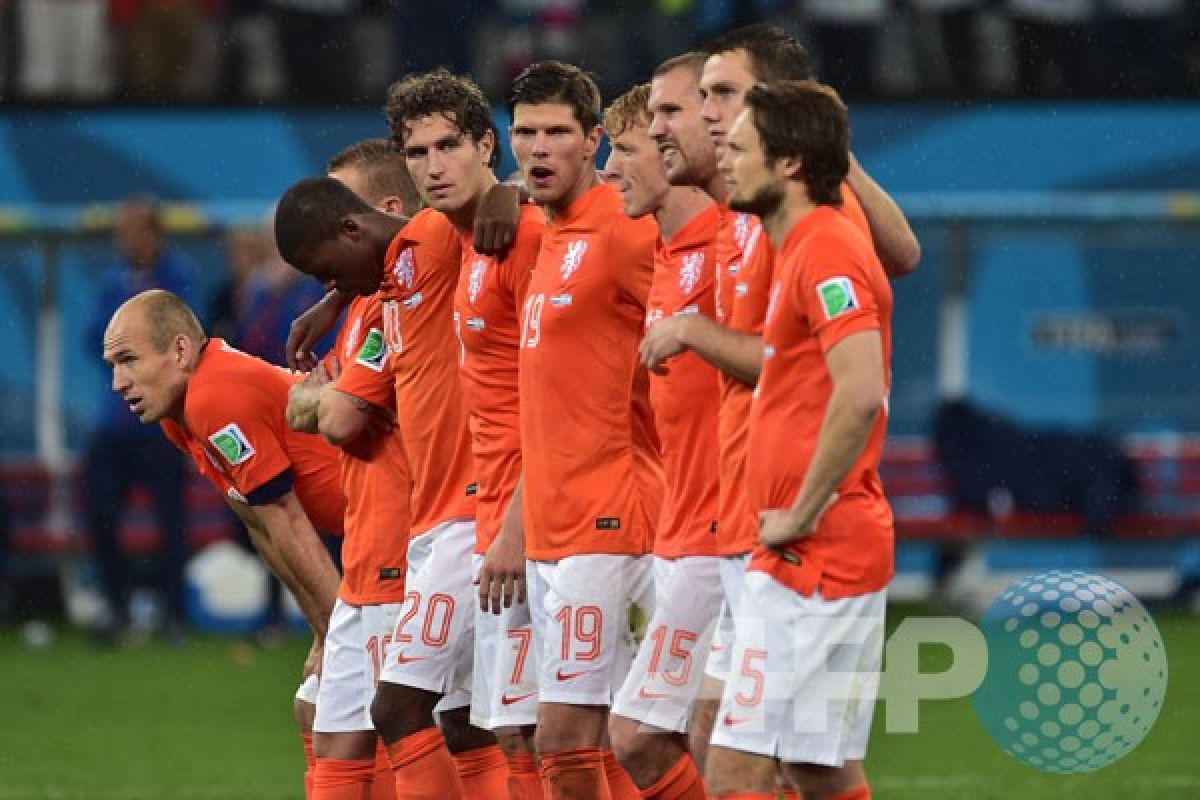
[971,570,1168,774]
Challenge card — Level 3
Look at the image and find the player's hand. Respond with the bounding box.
[476,520,527,615]
[474,183,521,255]
[301,359,335,388]
[640,315,691,375]
[362,404,396,438]
[302,637,324,681]
[758,493,837,549]
[287,290,349,371]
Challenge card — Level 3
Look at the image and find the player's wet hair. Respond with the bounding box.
[603,83,652,140]
[653,51,708,80]
[744,81,847,207]
[274,176,375,266]
[386,69,500,169]
[704,23,814,83]
[507,60,602,132]
[327,138,423,214]
[130,289,206,352]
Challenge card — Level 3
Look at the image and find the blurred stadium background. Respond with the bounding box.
[1,2,1199,798]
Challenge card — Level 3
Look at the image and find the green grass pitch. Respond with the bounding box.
[0,606,1196,799]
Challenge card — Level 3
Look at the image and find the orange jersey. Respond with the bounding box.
[713,183,869,557]
[326,293,412,606]
[646,203,722,558]
[160,339,345,535]
[519,183,664,560]
[746,206,894,599]
[379,209,477,537]
[455,203,544,553]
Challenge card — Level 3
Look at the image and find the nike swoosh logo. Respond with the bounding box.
[723,713,753,727]
[556,668,592,681]
[395,652,428,665]
[638,688,670,701]
[500,691,536,706]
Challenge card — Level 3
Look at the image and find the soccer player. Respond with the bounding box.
[274,178,504,800]
[284,138,424,800]
[602,83,722,800]
[638,32,918,795]
[507,60,662,800]
[714,80,893,800]
[101,289,344,798]
[385,69,547,800]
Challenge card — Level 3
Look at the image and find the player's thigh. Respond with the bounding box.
[612,556,724,733]
[706,553,752,682]
[471,554,539,730]
[380,520,477,695]
[314,599,376,734]
[527,554,643,707]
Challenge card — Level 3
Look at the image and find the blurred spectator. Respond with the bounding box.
[909,0,985,97]
[1102,0,1186,96]
[264,0,358,103]
[232,220,332,367]
[85,197,195,645]
[111,0,214,101]
[16,0,111,99]
[805,0,888,98]
[208,226,264,342]
[1008,0,1099,95]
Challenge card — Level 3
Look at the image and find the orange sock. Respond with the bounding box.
[711,795,773,800]
[603,750,641,800]
[779,791,801,800]
[829,787,868,800]
[302,734,316,800]
[385,728,464,800]
[372,740,397,800]
[454,744,511,798]
[540,748,612,800]
[313,757,375,800]
[508,752,545,800]
[641,754,706,800]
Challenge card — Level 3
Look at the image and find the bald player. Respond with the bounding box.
[602,84,722,800]
[284,138,424,800]
[102,289,344,798]
[507,60,661,800]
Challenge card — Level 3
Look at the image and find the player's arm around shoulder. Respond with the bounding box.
[846,152,920,279]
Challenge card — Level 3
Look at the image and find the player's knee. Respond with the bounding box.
[438,707,497,754]
[534,706,606,755]
[782,761,866,800]
[294,699,315,734]
[704,746,776,796]
[495,729,535,758]
[370,683,434,743]
[606,715,644,769]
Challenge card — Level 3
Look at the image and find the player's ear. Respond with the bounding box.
[479,129,496,167]
[339,215,362,240]
[583,125,602,162]
[780,154,804,182]
[378,196,404,217]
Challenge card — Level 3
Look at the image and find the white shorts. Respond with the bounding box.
[296,673,321,706]
[528,554,654,706]
[711,571,886,768]
[379,519,476,711]
[313,598,403,733]
[612,556,724,732]
[470,553,539,730]
[705,553,751,683]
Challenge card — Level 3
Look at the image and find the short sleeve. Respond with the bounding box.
[187,381,294,500]
[609,217,658,306]
[499,216,543,308]
[332,296,395,410]
[795,231,880,354]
